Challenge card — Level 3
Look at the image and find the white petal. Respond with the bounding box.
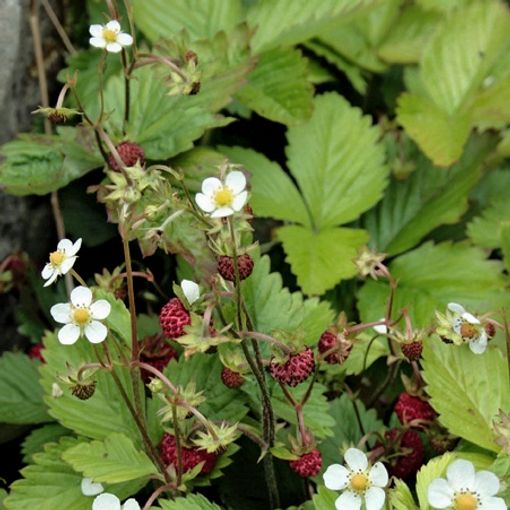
[475,470,501,497]
[41,264,54,279]
[57,238,73,252]
[225,171,246,194]
[364,486,386,510]
[93,493,121,510]
[90,300,112,320]
[71,286,93,307]
[90,37,107,48]
[117,33,133,46]
[43,270,59,287]
[446,459,476,492]
[335,490,362,510]
[195,193,215,212]
[232,190,248,211]
[201,177,222,196]
[106,42,122,53]
[58,323,81,345]
[68,238,82,256]
[50,303,72,324]
[181,279,200,305]
[469,334,488,354]
[81,477,104,496]
[85,321,108,344]
[122,499,141,510]
[448,303,465,314]
[60,256,77,275]
[373,320,387,334]
[210,206,234,218]
[323,464,350,491]
[89,24,103,37]
[427,478,454,508]
[106,20,121,32]
[462,312,480,325]
[344,448,368,472]
[368,462,388,488]
[479,496,507,510]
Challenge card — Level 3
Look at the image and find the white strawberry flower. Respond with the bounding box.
[447,303,488,354]
[41,238,82,287]
[428,459,505,510]
[81,477,104,496]
[89,20,133,53]
[323,447,388,510]
[195,171,248,218]
[50,286,111,345]
[93,493,140,510]
[181,279,200,305]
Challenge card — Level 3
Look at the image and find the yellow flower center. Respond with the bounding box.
[73,308,91,326]
[460,322,478,339]
[454,493,478,510]
[102,28,118,43]
[49,251,65,266]
[350,473,369,492]
[213,186,234,207]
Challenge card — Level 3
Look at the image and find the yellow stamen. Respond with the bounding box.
[460,322,478,339]
[102,28,118,43]
[73,308,91,326]
[213,186,234,207]
[49,251,65,266]
[455,493,478,510]
[350,473,369,492]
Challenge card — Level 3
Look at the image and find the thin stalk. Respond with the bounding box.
[40,0,76,54]
[142,483,176,510]
[70,268,87,287]
[240,331,292,355]
[171,403,183,487]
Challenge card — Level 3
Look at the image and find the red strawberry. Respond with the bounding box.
[140,335,178,382]
[269,348,315,387]
[160,433,217,475]
[401,341,423,361]
[221,367,244,388]
[385,429,424,479]
[395,393,435,426]
[28,343,45,363]
[289,449,322,478]
[108,141,145,171]
[217,254,254,282]
[159,298,191,339]
[318,330,352,364]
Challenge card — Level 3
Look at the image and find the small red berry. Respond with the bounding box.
[485,322,496,338]
[28,343,45,363]
[159,298,191,339]
[108,141,145,171]
[318,330,352,364]
[385,429,424,479]
[217,254,254,282]
[221,367,244,388]
[160,433,217,475]
[401,341,423,361]
[289,449,322,478]
[269,348,315,387]
[394,393,435,426]
[140,335,178,382]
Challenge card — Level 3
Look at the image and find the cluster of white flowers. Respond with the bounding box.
[81,478,140,510]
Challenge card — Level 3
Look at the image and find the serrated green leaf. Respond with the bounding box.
[312,485,338,510]
[390,479,419,510]
[422,340,509,452]
[219,146,310,225]
[0,352,49,424]
[415,453,455,510]
[286,93,388,229]
[365,134,495,255]
[467,198,510,249]
[236,47,313,126]
[278,225,368,295]
[319,394,384,471]
[22,423,70,463]
[358,241,510,327]
[132,0,243,42]
[62,433,158,483]
[156,494,222,510]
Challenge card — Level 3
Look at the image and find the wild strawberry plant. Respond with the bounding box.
[0,1,509,509]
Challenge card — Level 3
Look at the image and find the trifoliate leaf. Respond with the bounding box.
[422,340,509,452]
[21,423,70,463]
[358,241,510,327]
[364,134,496,255]
[236,47,313,126]
[415,453,455,510]
[278,225,368,295]
[62,433,159,483]
[0,352,49,424]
